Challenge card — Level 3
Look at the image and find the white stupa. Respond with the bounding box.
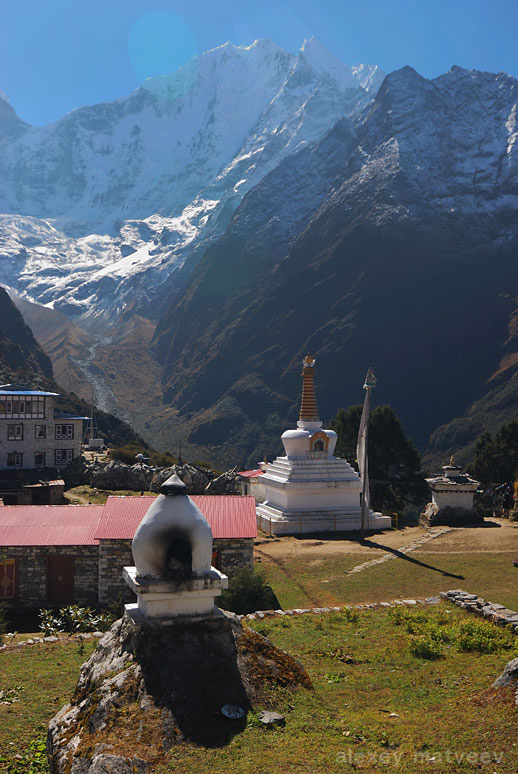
[256,354,392,535]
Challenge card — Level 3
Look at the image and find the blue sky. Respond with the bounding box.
[1,0,517,126]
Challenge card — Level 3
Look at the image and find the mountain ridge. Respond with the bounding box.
[0,38,383,324]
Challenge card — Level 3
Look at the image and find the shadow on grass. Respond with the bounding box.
[360,538,465,579]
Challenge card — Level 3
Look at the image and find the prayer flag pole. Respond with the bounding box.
[357,367,376,539]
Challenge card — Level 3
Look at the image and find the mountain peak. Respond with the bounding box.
[299,37,384,93]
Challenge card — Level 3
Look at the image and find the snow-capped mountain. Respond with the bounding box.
[0,38,383,322]
[151,65,518,466]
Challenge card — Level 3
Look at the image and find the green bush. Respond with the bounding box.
[408,635,444,660]
[454,619,514,654]
[341,606,360,624]
[219,568,278,615]
[39,605,116,636]
[109,445,144,465]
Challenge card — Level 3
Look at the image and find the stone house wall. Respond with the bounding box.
[1,537,254,609]
[2,545,98,609]
[98,539,135,605]
[213,538,254,575]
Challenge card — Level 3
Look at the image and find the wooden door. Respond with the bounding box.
[47,555,74,604]
[0,559,17,600]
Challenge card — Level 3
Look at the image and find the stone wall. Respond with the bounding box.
[98,539,135,605]
[213,537,254,574]
[2,545,98,609]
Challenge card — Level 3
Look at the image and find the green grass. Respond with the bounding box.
[254,551,371,609]
[157,606,518,773]
[0,639,96,769]
[257,550,518,610]
[3,609,517,773]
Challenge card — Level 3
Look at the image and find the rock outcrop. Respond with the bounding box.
[47,612,311,772]
[420,503,484,527]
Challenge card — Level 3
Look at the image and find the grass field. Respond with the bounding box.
[255,521,518,611]
[2,607,517,773]
[256,549,518,611]
[0,639,96,772]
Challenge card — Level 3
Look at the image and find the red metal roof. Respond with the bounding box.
[0,505,104,546]
[0,496,257,546]
[238,469,264,478]
[96,495,257,540]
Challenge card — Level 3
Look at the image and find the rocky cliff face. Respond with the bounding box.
[0,39,382,323]
[153,66,518,466]
[0,287,146,448]
[0,286,53,381]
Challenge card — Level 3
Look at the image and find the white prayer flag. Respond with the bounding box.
[357,368,376,536]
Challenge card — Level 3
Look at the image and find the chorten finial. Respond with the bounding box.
[299,353,320,422]
[450,454,455,466]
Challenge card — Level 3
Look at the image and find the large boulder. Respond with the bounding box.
[90,461,154,491]
[48,613,311,772]
[150,464,212,494]
[420,503,484,527]
[204,466,240,495]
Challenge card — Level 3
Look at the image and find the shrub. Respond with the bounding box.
[219,568,278,615]
[109,445,144,465]
[39,605,116,636]
[454,619,514,654]
[408,635,444,660]
[341,606,360,624]
[389,605,413,626]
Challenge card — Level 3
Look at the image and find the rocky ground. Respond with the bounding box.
[62,457,241,495]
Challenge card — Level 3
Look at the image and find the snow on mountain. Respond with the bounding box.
[0,39,383,323]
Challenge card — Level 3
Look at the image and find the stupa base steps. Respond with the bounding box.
[257,504,392,535]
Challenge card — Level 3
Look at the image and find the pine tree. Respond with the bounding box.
[329,404,424,511]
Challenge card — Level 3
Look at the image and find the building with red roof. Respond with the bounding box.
[0,495,256,609]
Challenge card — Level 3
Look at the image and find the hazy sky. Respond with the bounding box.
[2,0,517,126]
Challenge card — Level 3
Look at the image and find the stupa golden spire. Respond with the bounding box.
[299,353,320,422]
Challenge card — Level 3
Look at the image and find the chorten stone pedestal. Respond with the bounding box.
[123,474,228,625]
[257,355,391,535]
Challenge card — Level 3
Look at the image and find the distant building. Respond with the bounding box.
[0,495,256,609]
[237,468,265,502]
[421,459,483,526]
[0,385,87,505]
[0,385,86,471]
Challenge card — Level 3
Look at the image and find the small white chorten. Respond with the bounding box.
[123,474,228,624]
[256,355,392,535]
[421,457,483,526]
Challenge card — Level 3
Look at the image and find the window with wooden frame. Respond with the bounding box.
[55,449,74,466]
[55,424,74,440]
[35,451,46,467]
[7,424,23,441]
[0,395,45,419]
[7,452,23,467]
[35,425,46,439]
